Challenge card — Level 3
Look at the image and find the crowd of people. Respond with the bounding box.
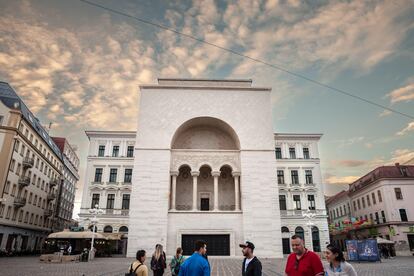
[126,235,358,276]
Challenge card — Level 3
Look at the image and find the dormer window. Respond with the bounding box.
[400,167,408,177]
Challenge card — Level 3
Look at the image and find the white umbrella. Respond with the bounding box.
[376,237,394,244]
[48,230,106,240]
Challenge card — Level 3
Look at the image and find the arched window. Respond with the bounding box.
[295,226,305,242]
[281,226,290,233]
[312,226,320,252]
[103,225,113,233]
[119,226,129,233]
[89,225,97,232]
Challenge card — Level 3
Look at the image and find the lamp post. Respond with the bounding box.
[303,210,316,251]
[88,204,103,260]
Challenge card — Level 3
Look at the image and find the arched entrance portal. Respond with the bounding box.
[170,117,241,213]
[169,117,242,256]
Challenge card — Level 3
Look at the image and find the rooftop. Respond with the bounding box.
[85,130,137,139]
[140,78,271,91]
[0,81,63,160]
[274,133,323,139]
[349,164,414,194]
[325,190,349,206]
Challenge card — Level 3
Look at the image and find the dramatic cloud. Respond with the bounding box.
[387,83,414,104]
[331,160,367,168]
[325,175,359,185]
[1,0,413,212]
[228,0,414,77]
[396,121,414,136]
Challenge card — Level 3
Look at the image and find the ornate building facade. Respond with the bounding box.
[78,79,329,257]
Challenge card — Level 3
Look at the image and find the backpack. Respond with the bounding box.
[172,256,183,275]
[125,263,142,276]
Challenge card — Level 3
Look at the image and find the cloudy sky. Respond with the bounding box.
[1,0,413,218]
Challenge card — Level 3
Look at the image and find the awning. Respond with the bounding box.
[48,230,106,240]
[376,237,394,244]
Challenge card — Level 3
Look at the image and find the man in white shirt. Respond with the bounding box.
[240,241,262,276]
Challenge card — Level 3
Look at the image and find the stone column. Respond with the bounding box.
[191,171,199,211]
[232,172,241,211]
[170,171,178,210]
[212,171,220,211]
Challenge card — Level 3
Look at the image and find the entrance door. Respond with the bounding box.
[182,234,230,256]
[282,238,291,254]
[6,235,15,251]
[21,236,29,251]
[408,234,414,251]
[201,198,209,211]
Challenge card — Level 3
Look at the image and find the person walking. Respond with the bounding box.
[178,240,210,276]
[170,247,185,276]
[285,235,324,276]
[324,244,357,276]
[239,241,262,276]
[151,244,166,276]
[127,250,148,276]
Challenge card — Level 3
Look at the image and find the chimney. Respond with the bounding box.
[395,163,400,167]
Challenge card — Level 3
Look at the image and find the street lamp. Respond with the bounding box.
[88,204,104,260]
[303,210,316,251]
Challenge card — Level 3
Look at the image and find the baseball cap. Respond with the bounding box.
[239,241,255,250]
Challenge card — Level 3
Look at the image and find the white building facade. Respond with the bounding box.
[78,131,135,255]
[128,79,282,258]
[275,134,329,254]
[327,164,414,256]
[78,79,330,258]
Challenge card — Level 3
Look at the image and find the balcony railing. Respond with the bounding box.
[22,157,34,168]
[14,197,26,207]
[174,205,238,212]
[49,178,60,187]
[305,181,315,186]
[44,209,53,217]
[176,205,192,211]
[47,193,56,201]
[280,209,326,217]
[102,209,129,216]
[18,176,30,187]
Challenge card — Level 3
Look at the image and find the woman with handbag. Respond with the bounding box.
[151,244,167,276]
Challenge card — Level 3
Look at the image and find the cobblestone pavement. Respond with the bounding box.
[0,256,413,276]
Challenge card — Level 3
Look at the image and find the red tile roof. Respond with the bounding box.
[349,164,414,194]
[326,190,349,205]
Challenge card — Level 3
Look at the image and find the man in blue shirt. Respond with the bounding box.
[179,240,210,276]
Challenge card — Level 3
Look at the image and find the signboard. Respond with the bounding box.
[346,239,380,262]
[357,239,379,261]
[345,240,358,261]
